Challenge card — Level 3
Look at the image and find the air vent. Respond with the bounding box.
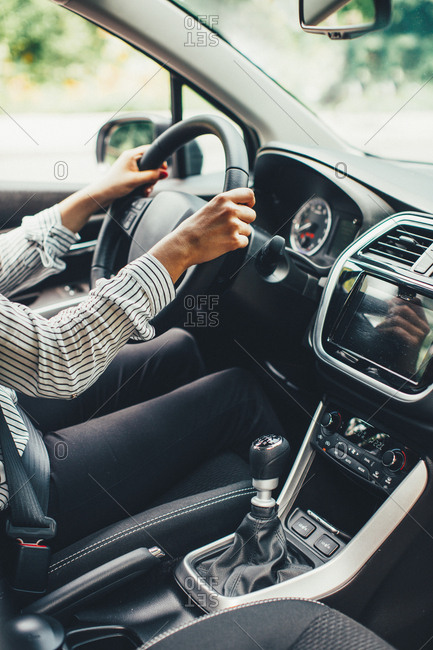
[361,224,433,269]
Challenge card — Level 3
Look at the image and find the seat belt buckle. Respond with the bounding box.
[9,539,51,593]
[5,518,56,593]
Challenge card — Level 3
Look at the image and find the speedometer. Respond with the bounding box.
[290,197,332,256]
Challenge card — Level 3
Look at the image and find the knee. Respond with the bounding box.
[169,327,198,352]
[166,328,202,365]
[218,367,263,398]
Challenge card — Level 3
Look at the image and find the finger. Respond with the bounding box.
[236,220,252,238]
[393,302,429,327]
[235,205,256,224]
[376,325,418,347]
[129,144,152,157]
[378,315,426,341]
[133,169,166,186]
[389,306,430,336]
[223,188,255,208]
[233,233,250,249]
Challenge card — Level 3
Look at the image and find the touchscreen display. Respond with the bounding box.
[330,275,433,384]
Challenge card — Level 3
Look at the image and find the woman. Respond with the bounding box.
[0,146,284,549]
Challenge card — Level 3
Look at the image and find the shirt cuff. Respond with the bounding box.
[127,254,176,314]
[21,204,80,271]
[93,253,176,342]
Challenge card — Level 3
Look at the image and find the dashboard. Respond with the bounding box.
[233,145,433,441]
[253,149,393,270]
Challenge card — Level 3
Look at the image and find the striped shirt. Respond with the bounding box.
[0,204,175,509]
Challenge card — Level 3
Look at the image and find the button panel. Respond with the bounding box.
[312,404,420,495]
[286,508,345,564]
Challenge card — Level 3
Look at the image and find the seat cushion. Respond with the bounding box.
[142,598,395,649]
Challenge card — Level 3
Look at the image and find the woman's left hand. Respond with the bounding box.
[88,145,168,206]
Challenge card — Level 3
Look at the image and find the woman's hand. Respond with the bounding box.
[149,188,256,283]
[88,145,168,207]
[59,146,168,233]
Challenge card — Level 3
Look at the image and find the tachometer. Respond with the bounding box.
[290,197,332,256]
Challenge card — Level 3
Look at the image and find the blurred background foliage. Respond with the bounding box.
[2,0,433,113]
[0,0,104,83]
[1,0,432,162]
[0,0,170,112]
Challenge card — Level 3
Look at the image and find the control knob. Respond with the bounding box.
[382,449,406,472]
[320,411,341,435]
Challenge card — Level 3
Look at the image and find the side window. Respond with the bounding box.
[182,85,244,176]
[0,0,170,184]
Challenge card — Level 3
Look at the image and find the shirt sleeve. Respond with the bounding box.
[0,253,175,399]
[0,205,79,298]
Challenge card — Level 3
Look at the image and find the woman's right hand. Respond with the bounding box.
[148,188,256,283]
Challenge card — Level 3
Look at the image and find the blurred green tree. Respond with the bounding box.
[344,0,433,86]
[0,0,104,83]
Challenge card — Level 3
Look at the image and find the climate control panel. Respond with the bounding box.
[312,405,420,494]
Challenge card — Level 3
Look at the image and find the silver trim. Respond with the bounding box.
[34,295,87,318]
[68,239,97,255]
[277,402,323,518]
[313,211,433,402]
[175,400,428,611]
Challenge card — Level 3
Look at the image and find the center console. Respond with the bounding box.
[175,399,426,611]
[175,212,433,614]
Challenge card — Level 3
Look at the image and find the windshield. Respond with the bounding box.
[173,0,433,164]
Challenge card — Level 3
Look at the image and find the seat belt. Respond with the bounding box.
[0,407,56,593]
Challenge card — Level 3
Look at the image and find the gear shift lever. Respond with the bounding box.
[249,435,290,511]
[197,435,311,597]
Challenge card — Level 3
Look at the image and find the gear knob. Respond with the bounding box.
[249,435,290,511]
[250,435,290,480]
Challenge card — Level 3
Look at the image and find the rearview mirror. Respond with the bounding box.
[299,0,391,39]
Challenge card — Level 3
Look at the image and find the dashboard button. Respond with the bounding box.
[314,534,339,557]
[291,517,316,539]
[348,445,362,460]
[328,447,338,459]
[361,454,375,468]
[335,441,347,458]
[354,463,370,479]
[342,455,355,468]
[381,474,400,491]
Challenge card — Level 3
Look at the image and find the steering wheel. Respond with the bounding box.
[91,115,250,328]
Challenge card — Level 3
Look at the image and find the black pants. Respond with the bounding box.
[19,329,285,549]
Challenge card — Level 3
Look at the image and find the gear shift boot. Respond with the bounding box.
[195,435,312,596]
[197,508,312,597]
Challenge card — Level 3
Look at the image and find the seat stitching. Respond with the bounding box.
[50,489,254,573]
[50,487,253,571]
[49,487,254,573]
[141,597,325,648]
